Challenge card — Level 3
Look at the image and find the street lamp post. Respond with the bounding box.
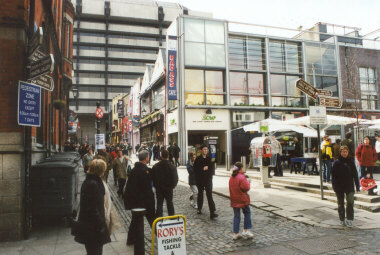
[96,102,100,134]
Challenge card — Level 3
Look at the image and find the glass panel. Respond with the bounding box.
[185,93,204,105]
[231,95,248,106]
[286,76,301,96]
[153,85,165,110]
[205,21,225,44]
[206,44,225,67]
[368,68,376,83]
[360,83,368,91]
[270,74,286,95]
[321,45,337,75]
[305,43,323,75]
[286,43,301,73]
[205,71,224,93]
[228,37,245,69]
[247,38,264,71]
[229,72,247,94]
[184,18,204,42]
[206,94,224,105]
[269,41,285,72]
[249,96,265,106]
[185,42,205,66]
[359,67,368,83]
[287,97,302,107]
[272,97,286,106]
[361,98,368,110]
[248,73,264,94]
[185,69,204,92]
[322,76,338,96]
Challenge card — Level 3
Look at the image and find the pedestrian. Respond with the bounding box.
[151,149,178,217]
[248,146,253,169]
[331,145,360,227]
[168,143,174,164]
[194,144,218,219]
[321,138,333,183]
[341,133,355,158]
[123,150,155,246]
[98,148,112,183]
[110,146,119,186]
[360,172,379,195]
[186,152,198,209]
[229,162,253,240]
[112,150,129,197]
[73,159,111,254]
[332,139,341,161]
[375,135,380,160]
[83,148,94,174]
[355,136,377,179]
[290,137,302,174]
[135,144,140,155]
[270,136,282,177]
[173,143,181,167]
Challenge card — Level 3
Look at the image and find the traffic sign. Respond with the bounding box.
[295,79,318,99]
[319,96,342,108]
[29,54,54,80]
[18,81,41,127]
[155,216,186,255]
[310,106,327,125]
[28,74,54,91]
[317,89,332,97]
[95,107,104,119]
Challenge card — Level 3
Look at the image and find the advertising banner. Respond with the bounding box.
[167,35,177,100]
[118,99,124,118]
[95,134,106,150]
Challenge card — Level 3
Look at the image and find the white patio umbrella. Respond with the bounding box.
[369,119,380,125]
[369,124,380,129]
[282,115,366,126]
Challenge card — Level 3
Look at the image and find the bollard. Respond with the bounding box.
[241,156,246,172]
[132,208,146,255]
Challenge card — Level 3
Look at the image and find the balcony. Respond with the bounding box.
[108,37,159,48]
[78,21,106,30]
[78,63,105,71]
[74,35,105,44]
[76,77,105,85]
[108,51,156,61]
[74,49,105,58]
[109,24,159,35]
[108,65,145,73]
[108,79,135,86]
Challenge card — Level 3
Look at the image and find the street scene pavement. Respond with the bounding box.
[1,160,380,255]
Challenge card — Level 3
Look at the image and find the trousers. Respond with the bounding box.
[336,191,354,221]
[197,177,216,213]
[156,189,175,217]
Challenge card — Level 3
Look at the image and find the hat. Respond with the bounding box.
[200,144,208,150]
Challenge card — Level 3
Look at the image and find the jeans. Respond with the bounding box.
[336,191,355,221]
[276,154,283,176]
[189,185,198,204]
[197,178,216,213]
[156,189,175,217]
[360,166,374,179]
[85,242,103,255]
[233,206,252,234]
[322,160,332,182]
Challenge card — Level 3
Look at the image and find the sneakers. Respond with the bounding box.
[345,220,353,228]
[232,233,239,240]
[340,220,345,226]
[241,230,254,238]
[210,213,219,219]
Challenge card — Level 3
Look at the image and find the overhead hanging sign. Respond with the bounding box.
[18,81,41,127]
[118,99,124,118]
[29,54,54,80]
[167,35,177,100]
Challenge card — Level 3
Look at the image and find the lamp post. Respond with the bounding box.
[96,102,100,134]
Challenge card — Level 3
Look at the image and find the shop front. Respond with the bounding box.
[167,109,179,146]
[140,112,164,145]
[185,109,230,165]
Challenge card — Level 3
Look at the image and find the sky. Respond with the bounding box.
[163,0,380,36]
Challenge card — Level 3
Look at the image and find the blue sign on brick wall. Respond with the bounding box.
[18,81,41,127]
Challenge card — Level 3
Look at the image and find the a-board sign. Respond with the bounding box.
[310,106,327,125]
[95,134,105,150]
[319,96,342,108]
[18,81,41,127]
[29,54,54,80]
[152,215,186,255]
[295,78,318,99]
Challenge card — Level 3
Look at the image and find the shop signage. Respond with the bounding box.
[28,74,54,91]
[319,96,342,108]
[295,78,318,99]
[167,35,177,100]
[167,110,178,134]
[117,99,124,118]
[18,81,41,127]
[29,54,54,80]
[186,109,230,131]
[155,217,186,255]
[95,134,106,150]
[310,106,327,125]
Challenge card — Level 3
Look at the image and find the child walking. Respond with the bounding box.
[229,162,253,240]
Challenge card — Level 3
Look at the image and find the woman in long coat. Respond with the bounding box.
[74,159,111,254]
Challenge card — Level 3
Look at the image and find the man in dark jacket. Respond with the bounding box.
[194,144,218,219]
[331,145,360,227]
[151,149,178,217]
[173,143,181,167]
[168,143,174,164]
[123,150,155,246]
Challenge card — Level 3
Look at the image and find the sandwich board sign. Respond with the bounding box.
[152,215,186,255]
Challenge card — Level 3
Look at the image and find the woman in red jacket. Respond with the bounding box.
[355,136,378,179]
[229,162,253,240]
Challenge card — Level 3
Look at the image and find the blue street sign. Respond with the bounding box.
[18,81,41,127]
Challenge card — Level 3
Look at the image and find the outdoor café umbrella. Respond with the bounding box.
[282,115,366,126]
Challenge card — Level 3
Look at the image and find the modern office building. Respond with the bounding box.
[69,0,211,145]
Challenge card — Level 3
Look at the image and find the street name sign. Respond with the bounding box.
[95,134,105,150]
[156,217,186,255]
[29,54,54,80]
[28,50,45,62]
[18,81,41,127]
[319,96,342,108]
[310,106,327,125]
[295,78,318,99]
[28,27,43,57]
[28,74,54,91]
[317,89,333,97]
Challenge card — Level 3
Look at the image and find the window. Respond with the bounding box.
[269,40,302,73]
[153,84,165,110]
[271,74,303,107]
[305,42,337,75]
[229,72,265,106]
[308,75,338,96]
[228,37,265,71]
[359,67,378,110]
[185,69,225,105]
[184,18,225,67]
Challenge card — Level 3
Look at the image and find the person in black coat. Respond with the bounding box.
[168,143,174,164]
[194,144,218,219]
[74,159,111,255]
[173,143,181,167]
[186,152,198,208]
[123,150,155,246]
[331,145,360,227]
[151,149,178,217]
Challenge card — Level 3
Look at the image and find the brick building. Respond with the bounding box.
[0,0,74,241]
